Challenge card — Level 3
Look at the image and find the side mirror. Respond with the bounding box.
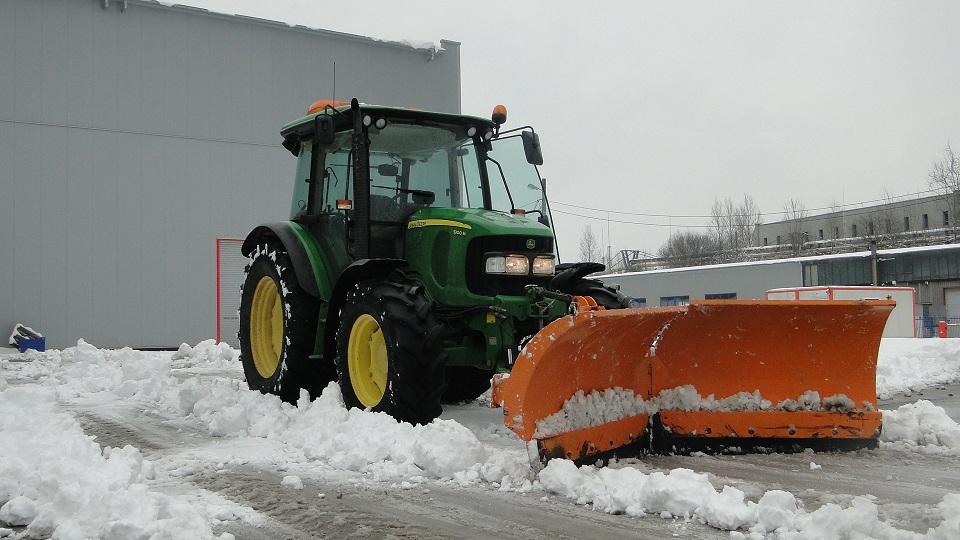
[521,130,543,165]
[281,135,301,156]
[315,114,336,145]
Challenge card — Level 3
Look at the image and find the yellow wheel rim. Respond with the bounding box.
[250,275,283,378]
[348,314,388,407]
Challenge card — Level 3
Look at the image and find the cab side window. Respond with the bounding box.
[290,140,312,218]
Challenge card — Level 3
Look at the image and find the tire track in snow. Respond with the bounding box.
[70,406,721,539]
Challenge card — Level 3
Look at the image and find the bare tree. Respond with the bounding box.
[929,144,960,231]
[710,194,762,261]
[657,230,718,268]
[731,194,762,252]
[578,225,603,263]
[783,198,808,255]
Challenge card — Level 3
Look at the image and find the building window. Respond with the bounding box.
[923,213,929,229]
[904,216,910,231]
[776,235,781,245]
[884,219,891,233]
[660,295,689,307]
[852,224,858,236]
[818,229,824,240]
[868,221,874,235]
[763,237,768,246]
[705,292,737,300]
[944,211,950,226]
[834,226,839,238]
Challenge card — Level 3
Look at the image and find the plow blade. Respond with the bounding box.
[499,300,894,464]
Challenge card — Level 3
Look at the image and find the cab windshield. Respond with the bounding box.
[323,122,483,218]
[322,119,548,224]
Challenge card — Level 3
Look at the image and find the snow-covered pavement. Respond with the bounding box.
[1,338,959,539]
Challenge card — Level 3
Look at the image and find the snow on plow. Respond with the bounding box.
[496,299,895,465]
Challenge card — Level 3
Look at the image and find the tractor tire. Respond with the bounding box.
[442,367,495,404]
[335,279,447,425]
[238,241,332,403]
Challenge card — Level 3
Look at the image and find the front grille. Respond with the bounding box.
[465,236,554,296]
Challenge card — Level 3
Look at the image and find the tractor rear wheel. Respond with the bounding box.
[239,242,332,402]
[335,279,446,425]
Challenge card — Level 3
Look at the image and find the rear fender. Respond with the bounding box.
[323,258,407,359]
[242,222,329,299]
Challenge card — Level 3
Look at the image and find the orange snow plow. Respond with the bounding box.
[495,299,894,465]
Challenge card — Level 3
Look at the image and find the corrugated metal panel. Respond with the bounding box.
[1,0,461,348]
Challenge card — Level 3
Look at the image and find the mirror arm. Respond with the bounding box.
[495,125,536,138]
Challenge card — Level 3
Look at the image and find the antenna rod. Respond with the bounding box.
[332,61,337,101]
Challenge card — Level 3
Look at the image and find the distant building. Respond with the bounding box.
[757,193,953,248]
[620,192,958,272]
[602,243,960,337]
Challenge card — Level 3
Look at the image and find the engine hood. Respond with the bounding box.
[407,208,553,238]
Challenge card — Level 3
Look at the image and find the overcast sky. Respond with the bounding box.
[185,1,960,263]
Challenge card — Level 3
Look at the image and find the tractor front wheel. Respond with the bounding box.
[335,279,446,425]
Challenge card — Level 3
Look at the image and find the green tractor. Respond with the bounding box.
[239,98,629,425]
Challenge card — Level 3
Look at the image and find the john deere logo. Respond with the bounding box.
[526,239,536,249]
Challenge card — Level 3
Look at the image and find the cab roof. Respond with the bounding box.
[280,103,494,139]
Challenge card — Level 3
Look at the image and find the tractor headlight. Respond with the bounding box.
[485,255,529,275]
[531,256,555,275]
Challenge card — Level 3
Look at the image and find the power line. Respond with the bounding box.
[553,193,948,229]
[551,208,716,228]
[551,187,941,220]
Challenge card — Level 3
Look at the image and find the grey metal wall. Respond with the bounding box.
[599,261,803,305]
[1,0,461,348]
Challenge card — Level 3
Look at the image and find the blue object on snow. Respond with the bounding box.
[18,337,45,353]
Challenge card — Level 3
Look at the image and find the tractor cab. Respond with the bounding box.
[280,100,553,264]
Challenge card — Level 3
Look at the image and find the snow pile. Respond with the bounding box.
[877,338,960,397]
[534,388,654,438]
[777,390,824,412]
[171,339,240,370]
[657,386,774,412]
[7,340,531,489]
[0,387,225,539]
[180,379,526,485]
[540,460,960,538]
[880,400,960,454]
[535,386,869,437]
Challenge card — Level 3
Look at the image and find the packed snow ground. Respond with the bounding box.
[0,337,959,538]
[877,338,960,398]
